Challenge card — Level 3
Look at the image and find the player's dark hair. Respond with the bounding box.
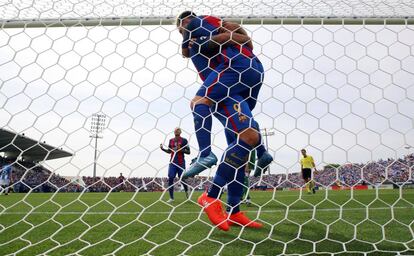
[176,11,196,26]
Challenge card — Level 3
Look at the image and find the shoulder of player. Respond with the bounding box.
[305,155,314,161]
[199,15,222,27]
[200,15,221,20]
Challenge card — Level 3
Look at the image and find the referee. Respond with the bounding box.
[300,149,317,194]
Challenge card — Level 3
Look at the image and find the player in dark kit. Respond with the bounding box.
[118,173,125,192]
[178,11,273,180]
[160,127,190,203]
[176,11,271,230]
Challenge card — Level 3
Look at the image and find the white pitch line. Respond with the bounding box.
[1,206,413,215]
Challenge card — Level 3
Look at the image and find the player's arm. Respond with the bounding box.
[220,21,248,36]
[188,32,252,54]
[181,29,191,58]
[313,164,318,173]
[182,48,190,58]
[210,32,252,49]
[180,19,198,58]
[220,21,253,49]
[160,143,172,153]
[177,139,191,154]
[311,157,318,172]
[183,141,191,155]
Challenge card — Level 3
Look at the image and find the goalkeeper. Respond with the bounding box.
[176,12,269,230]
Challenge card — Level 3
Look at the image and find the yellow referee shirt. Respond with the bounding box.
[300,155,315,169]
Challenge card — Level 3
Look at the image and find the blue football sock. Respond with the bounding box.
[193,104,212,158]
[227,168,245,214]
[207,139,253,213]
[168,177,174,199]
[208,172,227,199]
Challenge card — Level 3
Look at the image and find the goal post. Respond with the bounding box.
[2,17,414,28]
[1,0,414,255]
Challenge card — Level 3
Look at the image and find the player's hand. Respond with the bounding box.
[188,38,196,49]
[159,144,163,149]
[182,48,189,58]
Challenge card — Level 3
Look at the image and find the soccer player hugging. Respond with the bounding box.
[175,11,274,231]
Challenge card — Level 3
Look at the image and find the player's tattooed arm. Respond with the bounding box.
[220,21,248,36]
[188,33,251,55]
[210,32,252,48]
[219,21,253,49]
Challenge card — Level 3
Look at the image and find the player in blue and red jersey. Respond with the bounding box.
[178,12,273,180]
[176,11,272,230]
[160,127,190,203]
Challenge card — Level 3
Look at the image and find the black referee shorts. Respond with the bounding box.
[302,168,312,180]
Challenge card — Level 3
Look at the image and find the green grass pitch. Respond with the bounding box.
[0,189,413,255]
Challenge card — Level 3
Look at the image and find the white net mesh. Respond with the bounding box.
[1,0,414,19]
[0,1,414,255]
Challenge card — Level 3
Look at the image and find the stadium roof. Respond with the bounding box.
[0,128,73,162]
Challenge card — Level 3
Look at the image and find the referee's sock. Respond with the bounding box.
[306,182,311,193]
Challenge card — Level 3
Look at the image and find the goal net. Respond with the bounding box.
[0,0,413,255]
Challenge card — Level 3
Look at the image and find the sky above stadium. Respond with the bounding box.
[0,23,413,178]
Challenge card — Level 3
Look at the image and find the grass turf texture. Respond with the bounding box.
[0,189,413,255]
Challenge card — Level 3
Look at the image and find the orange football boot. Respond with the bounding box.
[198,192,230,231]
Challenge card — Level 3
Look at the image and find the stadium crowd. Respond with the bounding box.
[2,154,413,193]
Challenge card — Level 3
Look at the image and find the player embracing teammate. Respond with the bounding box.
[176,11,273,231]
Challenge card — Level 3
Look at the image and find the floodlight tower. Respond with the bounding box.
[261,128,275,151]
[90,113,106,178]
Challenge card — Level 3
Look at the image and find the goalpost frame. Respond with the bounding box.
[2,16,414,28]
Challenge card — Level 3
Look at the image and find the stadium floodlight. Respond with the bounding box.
[404,145,413,155]
[90,113,106,178]
[261,128,275,151]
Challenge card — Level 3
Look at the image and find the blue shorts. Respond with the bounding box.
[168,164,185,179]
[212,95,257,137]
[196,58,264,110]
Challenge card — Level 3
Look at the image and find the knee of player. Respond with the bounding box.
[191,96,212,109]
[239,128,260,146]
